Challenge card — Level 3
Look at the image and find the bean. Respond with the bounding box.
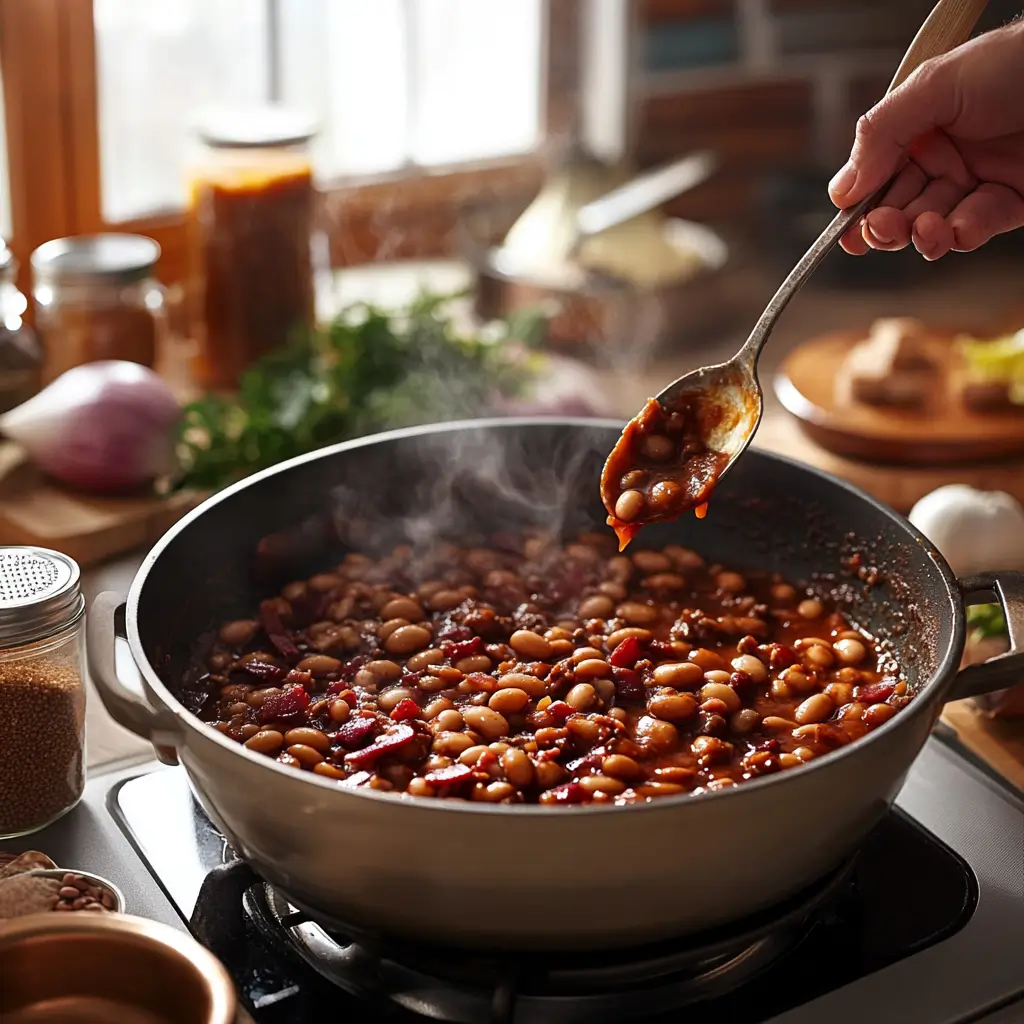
[459,744,491,766]
[699,682,741,713]
[423,697,455,719]
[616,601,660,626]
[308,574,342,593]
[730,708,760,734]
[378,618,410,640]
[716,571,746,593]
[489,687,530,714]
[652,662,703,689]
[838,701,867,721]
[792,746,816,762]
[632,550,672,574]
[636,782,686,798]
[580,774,626,795]
[648,692,698,722]
[602,754,642,781]
[593,678,616,704]
[643,572,686,591]
[778,753,803,769]
[473,781,516,803]
[762,716,797,731]
[865,702,897,727]
[496,673,547,698]
[549,640,574,657]
[798,598,824,619]
[244,730,284,754]
[567,716,601,743]
[824,681,854,706]
[639,433,674,461]
[795,693,834,724]
[691,735,732,766]
[428,589,464,612]
[565,683,598,711]
[281,581,307,602]
[636,715,679,752]
[535,760,568,789]
[578,595,615,619]
[803,645,834,670]
[291,655,338,680]
[435,709,465,732]
[500,748,535,788]
[378,687,417,713]
[689,648,727,672]
[328,699,351,724]
[573,659,611,683]
[607,627,653,648]
[407,648,445,671]
[385,624,432,655]
[219,619,259,647]
[407,778,436,798]
[545,626,574,642]
[834,638,866,665]
[770,678,792,700]
[380,597,424,622]
[731,654,768,684]
[703,669,732,685]
[313,762,347,780]
[288,744,325,766]
[455,655,493,674]
[771,583,797,605]
[283,727,330,753]
[780,666,816,694]
[463,706,509,740]
[433,731,476,756]
[615,489,645,522]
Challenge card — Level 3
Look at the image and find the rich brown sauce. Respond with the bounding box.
[601,396,728,550]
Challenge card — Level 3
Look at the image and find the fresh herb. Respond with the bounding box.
[966,603,1007,642]
[176,293,546,491]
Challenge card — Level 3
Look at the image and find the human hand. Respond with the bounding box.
[829,21,1024,260]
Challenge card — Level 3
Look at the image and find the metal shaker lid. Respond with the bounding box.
[0,547,84,646]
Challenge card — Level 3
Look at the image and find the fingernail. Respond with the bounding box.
[866,224,893,245]
[829,162,857,198]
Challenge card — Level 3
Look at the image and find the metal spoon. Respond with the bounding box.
[639,0,990,476]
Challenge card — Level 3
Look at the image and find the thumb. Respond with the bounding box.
[829,57,958,208]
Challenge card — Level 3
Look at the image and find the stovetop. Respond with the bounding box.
[3,734,1022,1024]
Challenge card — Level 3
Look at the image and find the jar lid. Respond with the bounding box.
[194,105,318,149]
[31,234,161,286]
[0,547,84,646]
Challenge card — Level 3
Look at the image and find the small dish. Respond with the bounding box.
[25,867,126,914]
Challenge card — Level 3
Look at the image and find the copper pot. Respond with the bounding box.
[0,912,237,1023]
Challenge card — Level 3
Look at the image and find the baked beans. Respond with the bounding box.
[185,531,910,805]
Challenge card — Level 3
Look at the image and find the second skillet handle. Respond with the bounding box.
[947,572,1024,702]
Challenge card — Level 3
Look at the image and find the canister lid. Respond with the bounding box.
[31,234,161,286]
[194,105,318,149]
[0,547,83,646]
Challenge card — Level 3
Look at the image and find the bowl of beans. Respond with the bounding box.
[86,419,1021,950]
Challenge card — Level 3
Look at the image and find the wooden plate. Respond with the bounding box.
[775,329,1024,464]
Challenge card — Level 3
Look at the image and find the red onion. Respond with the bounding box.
[0,361,180,494]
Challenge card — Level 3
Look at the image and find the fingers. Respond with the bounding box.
[829,57,959,208]
[911,212,955,260]
[948,182,1024,251]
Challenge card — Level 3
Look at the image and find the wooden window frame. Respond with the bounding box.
[0,0,581,295]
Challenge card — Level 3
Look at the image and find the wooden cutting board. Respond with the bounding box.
[0,442,203,568]
[942,700,1024,793]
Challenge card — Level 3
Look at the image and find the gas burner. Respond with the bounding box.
[241,858,856,1024]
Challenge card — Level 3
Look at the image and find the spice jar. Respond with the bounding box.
[0,547,86,838]
[32,234,165,384]
[186,106,318,390]
[0,242,42,414]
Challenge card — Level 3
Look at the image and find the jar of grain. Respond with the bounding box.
[186,106,318,390]
[0,547,86,838]
[31,234,165,384]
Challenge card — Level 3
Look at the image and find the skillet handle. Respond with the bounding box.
[946,572,1024,702]
[88,591,182,766]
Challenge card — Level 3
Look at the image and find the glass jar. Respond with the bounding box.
[0,546,86,838]
[0,242,42,414]
[186,106,318,391]
[31,234,166,385]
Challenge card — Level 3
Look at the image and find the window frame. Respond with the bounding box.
[0,0,579,293]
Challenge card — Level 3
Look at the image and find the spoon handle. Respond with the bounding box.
[738,0,989,366]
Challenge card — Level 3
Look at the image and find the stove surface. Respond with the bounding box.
[3,736,1022,1024]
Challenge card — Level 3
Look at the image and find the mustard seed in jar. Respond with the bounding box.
[0,547,86,838]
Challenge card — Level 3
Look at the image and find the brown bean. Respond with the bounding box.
[780,666,816,694]
[496,673,547,698]
[535,760,568,790]
[283,727,330,753]
[824,681,854,706]
[798,598,824,619]
[433,731,476,756]
[378,687,417,713]
[509,630,553,661]
[501,748,535,788]
[363,660,401,682]
[601,754,643,781]
[795,693,834,724]
[689,648,727,672]
[834,638,867,665]
[573,659,612,684]
[473,781,516,803]
[313,762,347,780]
[219,619,259,647]
[380,597,424,622]
[565,683,598,711]
[378,617,410,640]
[578,595,615,619]
[463,706,509,741]
[731,654,768,684]
[691,735,732,766]
[703,669,732,685]
[632,550,672,574]
[287,744,325,766]
[459,744,491,766]
[762,716,797,731]
[615,489,645,522]
[545,626,574,642]
[616,601,660,626]
[716,571,746,593]
[770,583,797,605]
[778,752,803,769]
[699,682,741,713]
[488,688,530,715]
[652,662,703,689]
[244,730,284,754]
[406,648,445,671]
[803,645,834,670]
[635,715,679,752]
[434,709,465,732]
[428,589,463,612]
[730,708,760,734]
[296,655,344,679]
[865,702,897,727]
[455,655,492,674]
[606,627,653,648]
[328,699,351,724]
[580,774,626,795]
[385,624,432,655]
[639,434,675,461]
[643,572,686,591]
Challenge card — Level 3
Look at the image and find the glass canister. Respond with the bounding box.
[0,242,42,414]
[0,547,86,839]
[31,234,166,384]
[186,106,318,391]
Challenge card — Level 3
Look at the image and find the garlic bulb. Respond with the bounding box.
[908,484,1024,577]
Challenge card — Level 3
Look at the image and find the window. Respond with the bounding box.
[94,0,544,223]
